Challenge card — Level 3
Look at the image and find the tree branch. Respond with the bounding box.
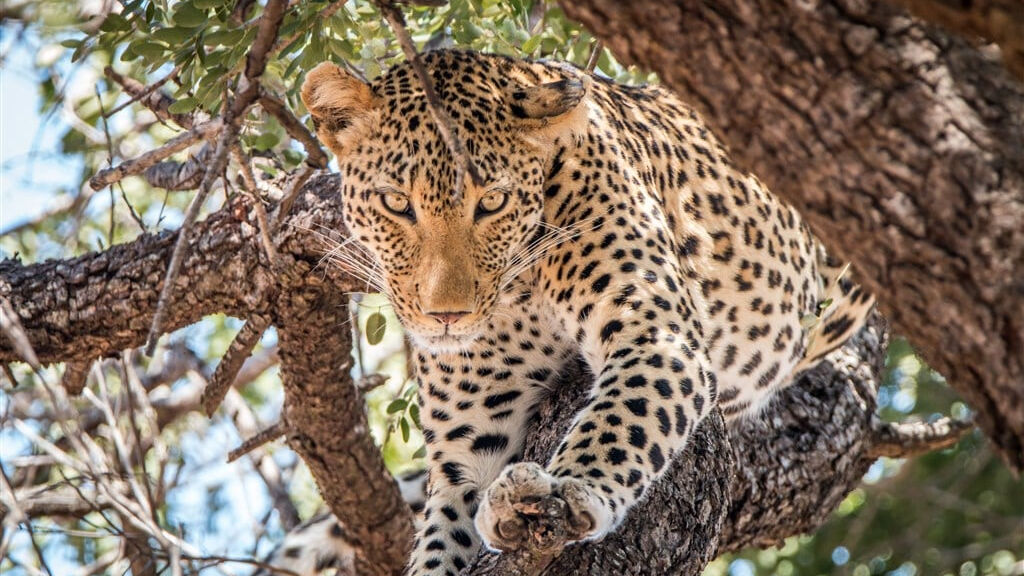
[376,0,483,201]
[259,92,329,169]
[561,0,1024,471]
[87,119,222,191]
[869,416,974,459]
[0,175,355,365]
[886,0,1024,81]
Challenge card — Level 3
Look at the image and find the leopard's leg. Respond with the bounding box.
[476,243,714,550]
[406,295,572,576]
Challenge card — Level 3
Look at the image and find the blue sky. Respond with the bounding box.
[1,26,85,233]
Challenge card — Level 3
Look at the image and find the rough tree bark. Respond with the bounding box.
[561,0,1024,470]
[2,177,955,576]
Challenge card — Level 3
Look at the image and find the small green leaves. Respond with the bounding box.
[167,97,199,114]
[399,417,410,442]
[800,314,820,330]
[173,3,209,28]
[365,311,387,345]
[386,398,408,414]
[817,298,834,315]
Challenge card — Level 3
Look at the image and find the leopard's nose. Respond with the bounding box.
[427,310,471,325]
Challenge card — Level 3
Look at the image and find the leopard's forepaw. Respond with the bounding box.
[474,462,614,553]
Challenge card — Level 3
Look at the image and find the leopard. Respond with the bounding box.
[272,49,875,576]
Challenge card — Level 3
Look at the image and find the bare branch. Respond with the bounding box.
[227,422,286,463]
[0,175,356,365]
[232,146,280,267]
[145,123,239,355]
[88,119,223,191]
[230,0,288,117]
[585,39,603,72]
[202,311,272,416]
[143,143,212,191]
[259,91,329,169]
[273,164,317,227]
[869,416,975,458]
[376,0,483,201]
[0,296,41,370]
[103,66,190,128]
[60,360,90,395]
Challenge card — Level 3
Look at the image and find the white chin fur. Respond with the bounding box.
[406,330,483,353]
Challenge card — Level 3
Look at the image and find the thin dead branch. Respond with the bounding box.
[88,119,223,191]
[103,66,190,128]
[232,145,280,267]
[144,123,239,355]
[259,91,329,168]
[376,0,483,202]
[60,360,91,395]
[869,416,975,458]
[586,39,603,72]
[201,311,272,416]
[143,143,213,191]
[227,422,286,463]
[274,164,317,227]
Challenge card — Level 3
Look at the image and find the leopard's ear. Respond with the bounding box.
[508,76,586,120]
[506,61,590,143]
[300,62,379,159]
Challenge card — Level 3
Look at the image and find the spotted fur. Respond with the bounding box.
[290,50,875,575]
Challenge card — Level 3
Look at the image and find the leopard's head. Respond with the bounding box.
[301,51,589,351]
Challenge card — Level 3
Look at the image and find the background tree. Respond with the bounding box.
[0,1,1020,576]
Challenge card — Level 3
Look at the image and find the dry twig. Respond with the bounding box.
[144,123,239,355]
[227,422,286,463]
[232,146,280,266]
[260,91,329,168]
[143,143,213,191]
[103,66,189,128]
[88,119,223,191]
[376,0,483,202]
[201,312,272,416]
[869,416,974,458]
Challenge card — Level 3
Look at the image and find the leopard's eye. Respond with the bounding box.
[380,190,414,220]
[475,190,510,219]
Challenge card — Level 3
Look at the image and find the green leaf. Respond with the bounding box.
[127,39,168,62]
[521,34,541,54]
[251,132,280,151]
[399,417,411,443]
[167,97,199,114]
[204,28,244,46]
[152,26,197,44]
[365,312,387,345]
[60,39,82,49]
[100,13,130,33]
[282,149,305,167]
[413,445,427,459]
[193,0,225,8]
[386,399,408,414]
[408,403,421,428]
[173,3,208,27]
[817,298,834,314]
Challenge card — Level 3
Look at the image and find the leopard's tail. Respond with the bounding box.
[792,243,876,375]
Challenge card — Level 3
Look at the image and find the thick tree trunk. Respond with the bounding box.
[561,0,1024,470]
[2,177,937,576]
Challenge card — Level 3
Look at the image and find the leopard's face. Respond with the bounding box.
[302,51,587,351]
[338,135,546,351]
